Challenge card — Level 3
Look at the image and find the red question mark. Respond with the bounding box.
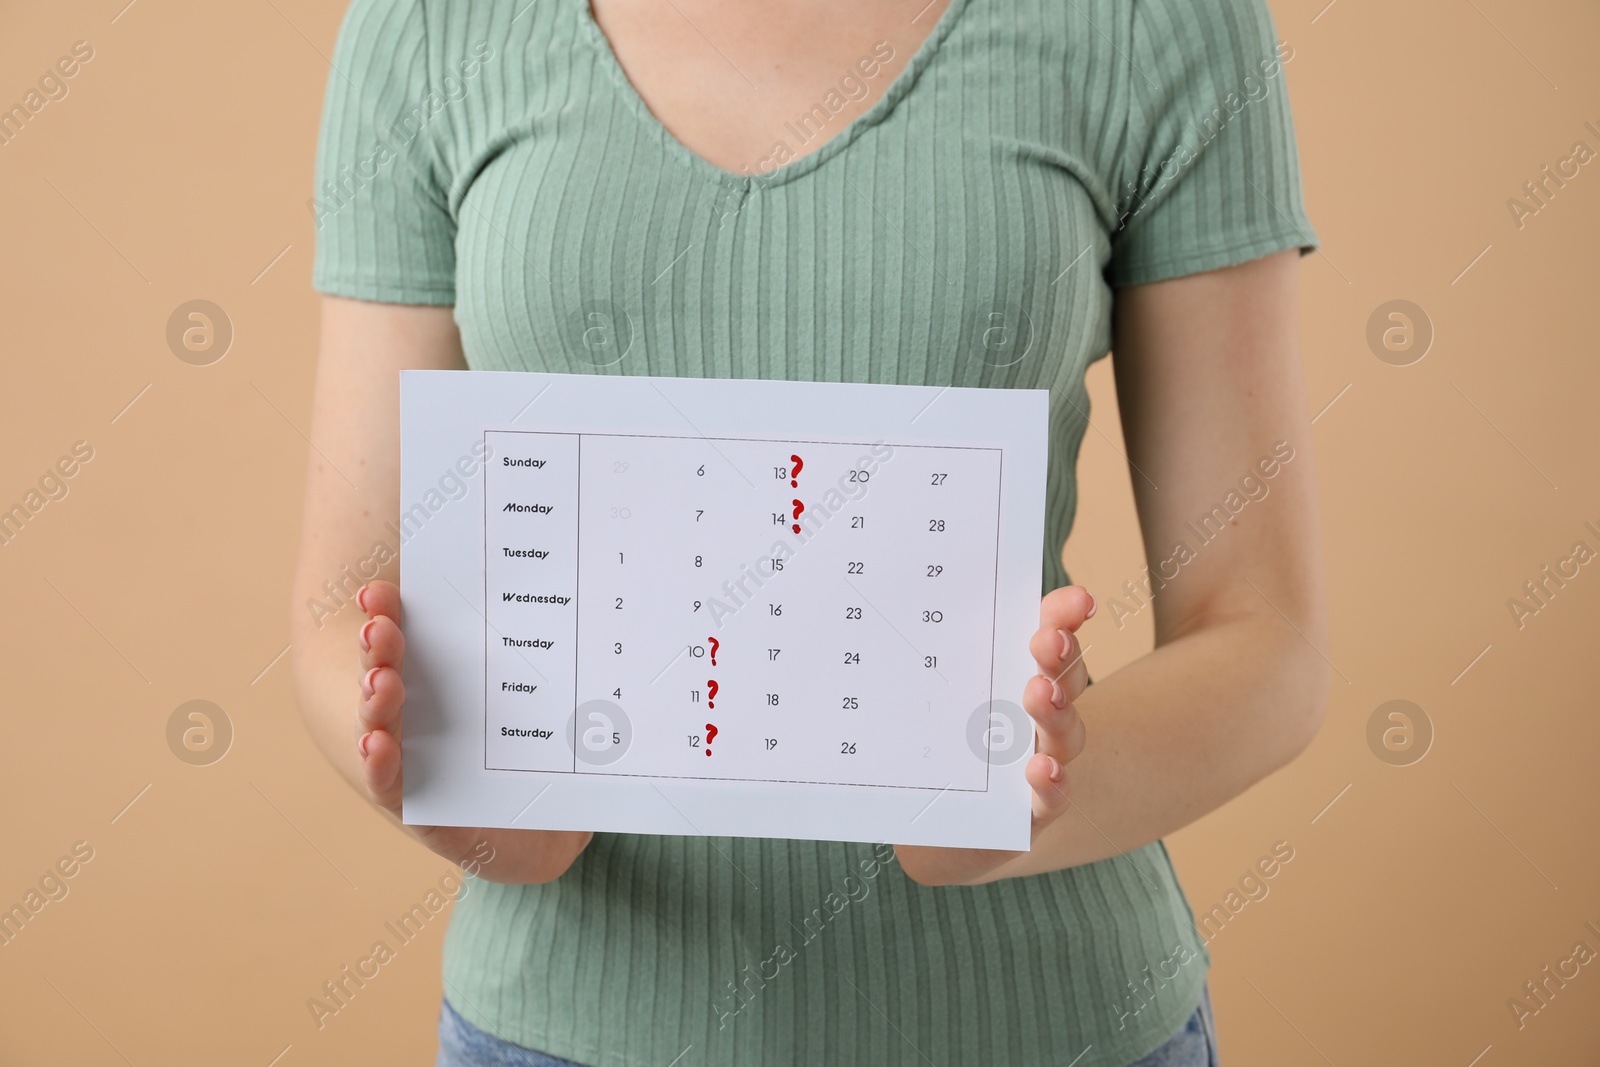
[706,679,718,709]
[708,636,719,666]
[790,454,803,488]
[792,499,805,534]
[704,722,718,756]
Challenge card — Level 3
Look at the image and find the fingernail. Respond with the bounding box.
[1048,756,1063,782]
[359,619,375,652]
[1058,629,1071,660]
[1085,593,1097,619]
[361,667,380,698]
[357,585,369,613]
[358,732,371,759]
[1048,675,1066,709]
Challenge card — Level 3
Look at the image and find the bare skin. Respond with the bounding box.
[290,303,589,883]
[290,0,1328,887]
[898,250,1328,885]
[588,0,952,176]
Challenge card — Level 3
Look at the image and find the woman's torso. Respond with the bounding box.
[312,0,1316,1059]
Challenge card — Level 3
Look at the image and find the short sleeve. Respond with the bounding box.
[311,0,457,305]
[1107,0,1317,288]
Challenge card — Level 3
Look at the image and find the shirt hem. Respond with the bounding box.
[311,272,457,306]
[1108,227,1319,289]
[439,970,1210,1067]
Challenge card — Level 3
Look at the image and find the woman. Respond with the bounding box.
[291,0,1328,1063]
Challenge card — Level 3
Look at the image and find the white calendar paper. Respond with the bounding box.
[399,371,1046,850]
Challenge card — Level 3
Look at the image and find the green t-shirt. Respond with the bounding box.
[312,0,1316,1062]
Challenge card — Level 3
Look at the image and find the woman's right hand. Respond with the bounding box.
[356,579,592,883]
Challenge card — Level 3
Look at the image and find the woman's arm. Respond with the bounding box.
[288,296,590,882]
[898,249,1330,885]
[290,297,460,791]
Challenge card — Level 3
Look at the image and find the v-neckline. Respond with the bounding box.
[576,0,972,189]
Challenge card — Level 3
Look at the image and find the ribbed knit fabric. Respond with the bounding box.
[312,0,1316,1063]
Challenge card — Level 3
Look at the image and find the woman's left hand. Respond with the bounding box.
[894,585,1093,886]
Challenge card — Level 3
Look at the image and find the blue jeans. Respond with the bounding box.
[436,986,1218,1066]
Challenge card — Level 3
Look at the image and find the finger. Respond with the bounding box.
[1029,624,1089,702]
[359,664,405,734]
[1040,585,1095,636]
[358,580,402,625]
[1059,626,1091,699]
[1022,674,1087,766]
[358,726,403,815]
[358,612,406,674]
[1024,751,1073,824]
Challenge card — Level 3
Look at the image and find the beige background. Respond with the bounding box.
[2,0,1597,1064]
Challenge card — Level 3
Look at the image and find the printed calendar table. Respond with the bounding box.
[400,371,1045,849]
